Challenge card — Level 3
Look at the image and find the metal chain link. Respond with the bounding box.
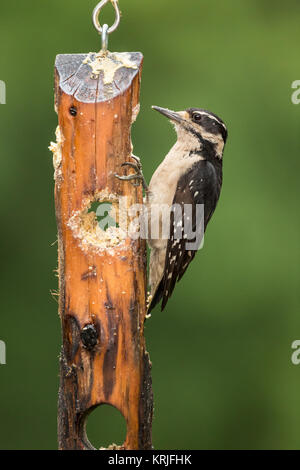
[93,0,120,34]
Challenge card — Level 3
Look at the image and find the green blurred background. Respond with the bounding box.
[0,0,300,450]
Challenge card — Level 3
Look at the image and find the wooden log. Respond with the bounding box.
[51,51,153,450]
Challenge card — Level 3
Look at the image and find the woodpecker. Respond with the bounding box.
[116,106,228,312]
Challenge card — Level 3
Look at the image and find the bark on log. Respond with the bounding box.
[51,51,153,450]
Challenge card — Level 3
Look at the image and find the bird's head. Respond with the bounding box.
[152,106,228,159]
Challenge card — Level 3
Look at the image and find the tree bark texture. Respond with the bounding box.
[51,51,153,450]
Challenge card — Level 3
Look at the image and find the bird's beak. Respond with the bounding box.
[152,106,185,124]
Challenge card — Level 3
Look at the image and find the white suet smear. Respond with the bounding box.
[49,126,64,183]
[68,190,128,255]
[83,52,138,84]
[131,104,140,124]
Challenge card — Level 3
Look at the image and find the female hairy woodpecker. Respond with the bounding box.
[116,106,228,313]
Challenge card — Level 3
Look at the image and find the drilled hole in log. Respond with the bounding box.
[88,201,119,232]
[68,191,129,254]
[86,404,127,450]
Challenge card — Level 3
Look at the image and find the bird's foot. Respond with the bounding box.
[115,155,148,191]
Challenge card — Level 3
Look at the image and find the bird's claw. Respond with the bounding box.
[121,162,140,172]
[115,155,148,191]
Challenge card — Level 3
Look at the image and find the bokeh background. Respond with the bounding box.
[0,0,300,450]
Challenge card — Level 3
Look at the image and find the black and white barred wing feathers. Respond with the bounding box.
[149,160,221,312]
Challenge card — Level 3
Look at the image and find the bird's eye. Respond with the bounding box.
[193,113,202,122]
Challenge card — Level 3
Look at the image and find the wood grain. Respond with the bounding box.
[53,51,153,450]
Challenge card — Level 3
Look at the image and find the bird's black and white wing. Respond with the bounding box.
[148,159,222,312]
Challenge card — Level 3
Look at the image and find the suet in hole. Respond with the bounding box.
[68,191,128,253]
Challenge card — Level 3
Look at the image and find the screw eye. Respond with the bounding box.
[193,113,202,122]
[69,106,77,116]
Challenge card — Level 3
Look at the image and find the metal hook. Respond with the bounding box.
[93,0,120,35]
[101,24,109,52]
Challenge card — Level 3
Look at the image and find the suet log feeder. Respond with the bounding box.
[51,49,153,450]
